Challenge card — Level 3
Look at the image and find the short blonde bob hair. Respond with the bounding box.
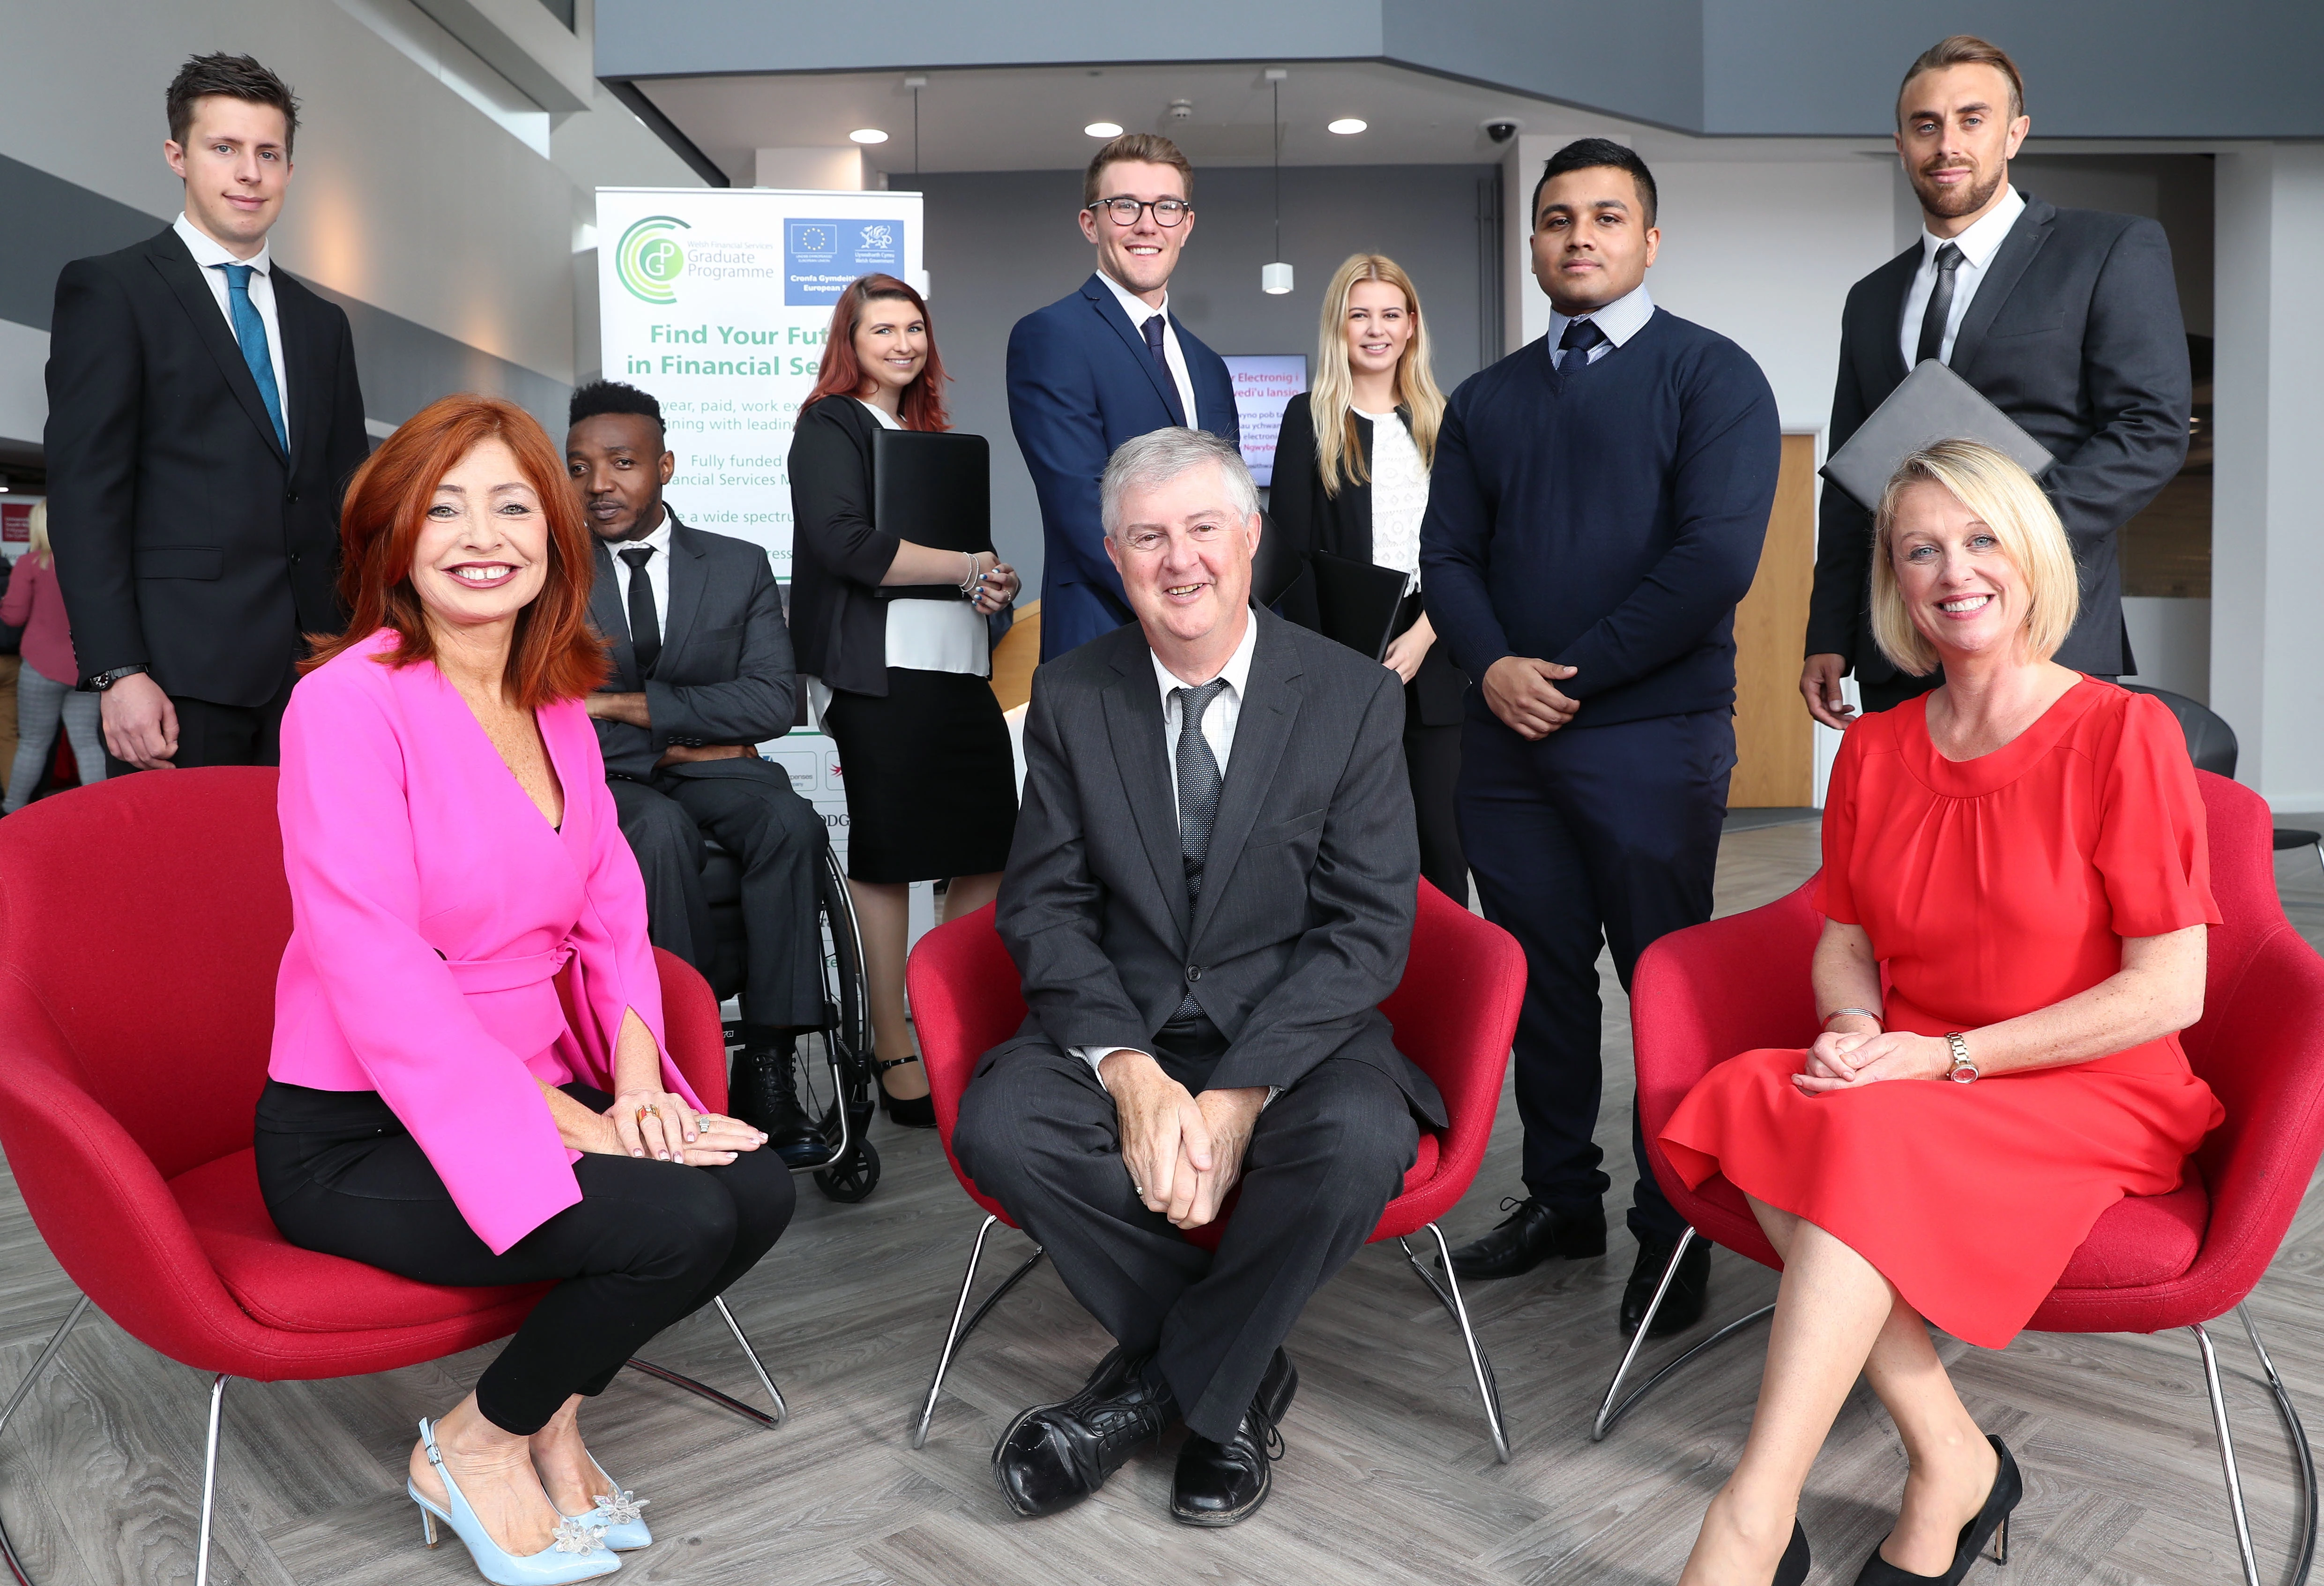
[1870,439,2078,676]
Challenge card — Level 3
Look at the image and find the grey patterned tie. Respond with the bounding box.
[1172,678,1228,1015]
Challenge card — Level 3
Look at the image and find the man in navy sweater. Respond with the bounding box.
[1422,140,1780,1339]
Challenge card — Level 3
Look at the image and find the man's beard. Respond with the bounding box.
[1913,159,2005,221]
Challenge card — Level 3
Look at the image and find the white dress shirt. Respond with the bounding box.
[174,212,290,447]
[1352,407,1429,592]
[604,512,673,640]
[1073,612,1261,1082]
[1898,184,2026,370]
[1547,281,1656,370]
[1096,268,1202,431]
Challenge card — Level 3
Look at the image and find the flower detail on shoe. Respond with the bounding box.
[591,1486,648,1528]
[551,1517,609,1555]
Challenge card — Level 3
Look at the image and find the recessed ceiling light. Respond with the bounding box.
[1327,118,1367,135]
[849,127,889,144]
[1085,120,1124,138]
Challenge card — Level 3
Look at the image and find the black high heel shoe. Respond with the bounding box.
[1852,1433,2021,1584]
[1776,1519,1811,1586]
[875,1054,936,1130]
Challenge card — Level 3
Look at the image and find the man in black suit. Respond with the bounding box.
[953,428,1438,1529]
[45,53,368,772]
[1802,34,2191,722]
[566,381,831,1165]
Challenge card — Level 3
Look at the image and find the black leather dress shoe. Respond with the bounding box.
[1621,1231,1711,1338]
[730,1044,827,1168]
[992,1347,1179,1518]
[1170,1350,1298,1527]
[1445,1197,1608,1281]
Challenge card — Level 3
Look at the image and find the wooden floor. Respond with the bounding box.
[4,823,2323,1585]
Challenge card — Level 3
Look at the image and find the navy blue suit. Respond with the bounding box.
[1007,274,1238,660]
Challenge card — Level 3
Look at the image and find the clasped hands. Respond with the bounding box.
[1099,1050,1265,1231]
[597,1087,769,1166]
[1792,1022,1955,1095]
[1482,655,1581,740]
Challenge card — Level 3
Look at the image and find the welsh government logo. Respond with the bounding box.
[616,215,690,304]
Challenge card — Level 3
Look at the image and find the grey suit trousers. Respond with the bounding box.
[953,1041,1417,1442]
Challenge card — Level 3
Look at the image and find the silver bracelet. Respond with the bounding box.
[1821,1005,1882,1027]
[958,551,979,597]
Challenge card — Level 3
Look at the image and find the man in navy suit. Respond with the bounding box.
[1008,133,1239,660]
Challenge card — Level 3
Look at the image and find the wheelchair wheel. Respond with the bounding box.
[813,1137,881,1203]
[804,847,879,1200]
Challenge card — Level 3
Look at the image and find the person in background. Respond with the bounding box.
[1009,132,1238,659]
[45,53,367,772]
[1272,253,1466,901]
[1665,441,2217,1586]
[788,274,1020,1128]
[1424,139,1780,1340]
[1800,34,2190,726]
[2,503,106,812]
[566,380,833,1167]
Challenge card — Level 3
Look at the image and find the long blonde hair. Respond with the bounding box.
[1310,254,1445,497]
[25,500,49,569]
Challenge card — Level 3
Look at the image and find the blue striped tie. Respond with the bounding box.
[221,264,288,452]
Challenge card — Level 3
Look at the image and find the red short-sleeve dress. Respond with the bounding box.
[1660,680,2225,1348]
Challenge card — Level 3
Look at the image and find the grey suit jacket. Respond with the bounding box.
[986,608,1444,1124]
[588,511,799,781]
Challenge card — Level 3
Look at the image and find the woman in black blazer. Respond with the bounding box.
[788,274,1019,1128]
[1273,254,1466,900]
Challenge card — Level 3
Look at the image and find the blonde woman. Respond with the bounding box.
[1661,441,2220,1586]
[1272,254,1464,897]
[2,503,106,811]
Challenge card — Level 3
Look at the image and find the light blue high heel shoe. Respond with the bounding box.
[407,1417,621,1585]
[557,1454,652,1552]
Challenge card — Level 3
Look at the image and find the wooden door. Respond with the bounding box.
[1729,433,1817,807]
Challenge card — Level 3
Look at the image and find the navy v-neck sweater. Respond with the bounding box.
[1419,307,1780,729]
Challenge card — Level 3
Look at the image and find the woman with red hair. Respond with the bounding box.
[255,396,792,1584]
[788,274,1020,1127]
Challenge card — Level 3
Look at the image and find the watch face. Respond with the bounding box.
[1949,1064,1979,1083]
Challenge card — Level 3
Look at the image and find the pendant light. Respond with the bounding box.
[1262,69,1292,294]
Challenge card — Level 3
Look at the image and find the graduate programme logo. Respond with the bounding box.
[616,215,690,304]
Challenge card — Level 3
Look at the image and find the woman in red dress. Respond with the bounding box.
[1662,439,2221,1586]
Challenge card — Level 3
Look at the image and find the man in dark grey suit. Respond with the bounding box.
[953,428,1440,1529]
[1802,34,2191,722]
[565,381,829,1162]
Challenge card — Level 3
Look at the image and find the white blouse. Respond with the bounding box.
[1354,407,1428,593]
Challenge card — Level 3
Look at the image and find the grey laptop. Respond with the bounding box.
[1820,358,2056,513]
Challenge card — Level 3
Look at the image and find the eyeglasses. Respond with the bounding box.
[1086,197,1191,228]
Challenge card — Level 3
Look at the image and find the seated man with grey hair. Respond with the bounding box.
[953,427,1444,1528]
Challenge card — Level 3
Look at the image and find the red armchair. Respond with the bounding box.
[0,769,784,1586]
[901,879,1526,1461]
[1613,769,2324,1586]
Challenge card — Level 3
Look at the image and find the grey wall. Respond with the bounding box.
[909,162,1499,594]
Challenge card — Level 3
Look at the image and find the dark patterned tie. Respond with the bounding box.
[619,546,661,676]
[1916,241,1967,365]
[1556,316,1607,372]
[1142,314,1186,424]
[1172,678,1228,1015]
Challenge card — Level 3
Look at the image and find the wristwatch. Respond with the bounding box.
[1944,1031,1979,1083]
[84,665,149,692]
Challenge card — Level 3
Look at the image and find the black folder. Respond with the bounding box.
[1310,551,1409,663]
[871,428,993,600]
[1820,358,2056,513]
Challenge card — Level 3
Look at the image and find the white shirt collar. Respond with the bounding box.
[1922,184,2025,271]
[1150,607,1258,704]
[1097,268,1170,328]
[613,510,673,561]
[1548,281,1655,353]
[174,211,271,276]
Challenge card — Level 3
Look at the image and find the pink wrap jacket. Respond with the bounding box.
[268,629,701,1253]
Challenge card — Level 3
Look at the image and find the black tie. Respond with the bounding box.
[619,546,661,676]
[1142,314,1186,424]
[1173,678,1228,1014]
[1916,241,1966,365]
[1557,317,1608,372]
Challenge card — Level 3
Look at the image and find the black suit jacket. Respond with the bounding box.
[786,395,926,699]
[1270,392,1466,725]
[987,609,1444,1124]
[588,510,799,781]
[1806,194,2190,681]
[44,226,368,704]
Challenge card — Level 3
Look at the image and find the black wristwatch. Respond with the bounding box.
[84,665,149,692]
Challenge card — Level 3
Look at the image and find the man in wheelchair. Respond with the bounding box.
[566,380,830,1166]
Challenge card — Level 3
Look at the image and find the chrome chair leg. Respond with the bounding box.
[910,1215,1045,1450]
[194,1374,227,1586]
[0,1295,92,1586]
[2236,1304,2318,1586]
[1592,1228,1774,1442]
[711,1295,787,1425]
[1399,1224,1512,1461]
[623,1356,779,1429]
[2193,1321,2265,1586]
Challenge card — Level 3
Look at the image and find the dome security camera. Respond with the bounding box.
[1483,119,1520,143]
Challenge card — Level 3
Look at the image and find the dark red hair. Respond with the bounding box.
[305,394,609,707]
[805,274,951,431]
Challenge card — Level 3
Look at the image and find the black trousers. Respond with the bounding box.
[610,760,828,1029]
[1457,708,1733,1243]
[1402,697,1466,903]
[1856,669,1941,715]
[255,1080,794,1436]
[104,670,296,776]
[952,1040,1417,1442]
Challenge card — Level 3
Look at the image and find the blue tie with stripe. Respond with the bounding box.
[221,264,288,452]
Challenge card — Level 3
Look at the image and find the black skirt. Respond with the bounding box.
[822,668,1017,884]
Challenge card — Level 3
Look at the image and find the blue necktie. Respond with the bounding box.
[1557,316,1608,372]
[221,264,288,452]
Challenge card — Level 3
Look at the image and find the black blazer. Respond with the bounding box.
[1270,392,1466,726]
[1806,194,2190,681]
[987,608,1443,1122]
[588,510,798,781]
[44,226,368,704]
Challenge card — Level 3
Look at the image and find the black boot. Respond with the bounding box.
[1444,1197,1608,1281]
[1620,1230,1711,1338]
[730,1036,826,1168]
